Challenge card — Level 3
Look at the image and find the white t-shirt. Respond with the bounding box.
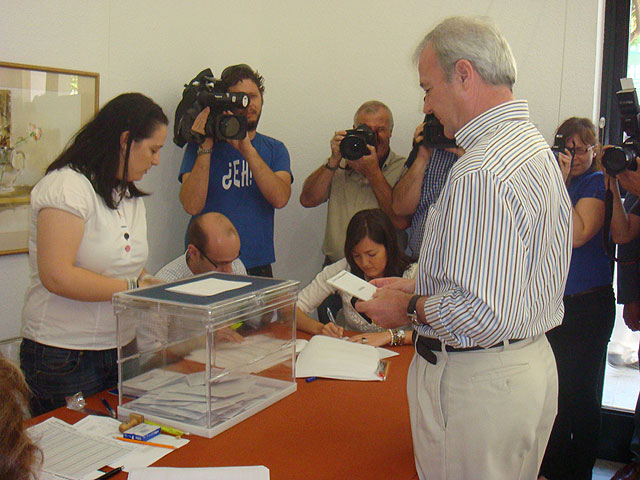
[22,167,148,350]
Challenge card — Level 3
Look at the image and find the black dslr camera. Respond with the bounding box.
[173,68,250,147]
[601,81,640,175]
[340,124,377,160]
[422,114,456,148]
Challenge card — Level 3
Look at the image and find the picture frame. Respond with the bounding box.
[0,62,99,255]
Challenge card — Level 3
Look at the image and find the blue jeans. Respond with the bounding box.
[20,339,121,416]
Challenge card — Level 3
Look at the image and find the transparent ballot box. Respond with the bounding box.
[113,272,299,438]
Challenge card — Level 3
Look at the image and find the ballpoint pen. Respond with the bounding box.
[94,466,123,480]
[326,307,337,325]
[101,398,117,418]
[115,436,176,449]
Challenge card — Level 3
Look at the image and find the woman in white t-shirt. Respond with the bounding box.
[20,93,168,416]
[297,209,416,347]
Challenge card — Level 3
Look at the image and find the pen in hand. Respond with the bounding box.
[325,308,344,338]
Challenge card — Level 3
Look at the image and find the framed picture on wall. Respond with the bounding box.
[0,62,99,255]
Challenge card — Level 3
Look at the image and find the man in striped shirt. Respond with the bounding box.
[357,16,572,479]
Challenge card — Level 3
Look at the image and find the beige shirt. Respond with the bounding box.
[321,150,406,262]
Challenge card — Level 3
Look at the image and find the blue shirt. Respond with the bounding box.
[405,149,458,259]
[179,133,291,269]
[564,170,611,296]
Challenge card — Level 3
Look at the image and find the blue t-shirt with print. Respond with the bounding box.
[179,133,291,269]
[564,170,611,296]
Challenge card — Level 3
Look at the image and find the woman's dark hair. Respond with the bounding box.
[555,117,601,174]
[46,92,168,209]
[345,208,410,279]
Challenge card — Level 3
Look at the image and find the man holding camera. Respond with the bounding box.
[392,122,460,260]
[299,100,407,322]
[179,64,292,277]
[356,17,572,479]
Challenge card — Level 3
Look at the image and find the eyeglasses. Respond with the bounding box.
[568,145,595,157]
[194,245,239,270]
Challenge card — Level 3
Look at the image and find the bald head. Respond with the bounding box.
[187,213,241,274]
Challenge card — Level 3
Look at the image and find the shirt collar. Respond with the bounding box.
[455,100,530,152]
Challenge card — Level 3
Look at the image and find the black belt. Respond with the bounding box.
[414,335,525,365]
[563,284,611,300]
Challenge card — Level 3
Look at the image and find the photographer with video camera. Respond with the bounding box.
[178,64,292,277]
[391,115,461,260]
[539,117,615,480]
[299,100,407,322]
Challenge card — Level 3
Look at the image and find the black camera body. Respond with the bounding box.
[340,124,378,160]
[550,133,568,157]
[422,114,456,148]
[173,68,250,148]
[601,83,640,175]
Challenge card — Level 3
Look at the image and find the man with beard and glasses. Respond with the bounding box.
[179,64,292,277]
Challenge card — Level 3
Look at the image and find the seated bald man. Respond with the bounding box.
[157,212,246,281]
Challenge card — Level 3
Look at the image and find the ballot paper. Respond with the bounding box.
[165,277,251,296]
[326,270,377,301]
[28,416,189,480]
[128,466,270,480]
[295,335,386,381]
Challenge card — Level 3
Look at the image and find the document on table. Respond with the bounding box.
[295,335,386,381]
[165,277,251,296]
[128,466,270,480]
[28,416,189,480]
[28,417,136,480]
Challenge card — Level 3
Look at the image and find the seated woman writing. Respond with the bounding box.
[297,208,416,347]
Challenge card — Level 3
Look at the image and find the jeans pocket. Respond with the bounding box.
[37,346,82,377]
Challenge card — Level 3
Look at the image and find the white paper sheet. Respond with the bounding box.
[295,335,384,381]
[326,270,377,301]
[128,466,270,480]
[165,278,251,296]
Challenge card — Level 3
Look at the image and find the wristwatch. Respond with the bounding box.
[407,294,422,328]
[197,147,213,156]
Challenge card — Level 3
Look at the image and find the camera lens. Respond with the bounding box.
[217,116,241,139]
[340,136,368,160]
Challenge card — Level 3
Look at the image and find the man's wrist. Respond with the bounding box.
[407,294,424,328]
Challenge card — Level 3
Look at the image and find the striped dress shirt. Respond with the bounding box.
[415,100,572,348]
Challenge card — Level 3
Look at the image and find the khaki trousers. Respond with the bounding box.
[407,334,558,480]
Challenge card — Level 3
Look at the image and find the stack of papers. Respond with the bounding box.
[29,416,188,480]
[295,335,390,381]
[123,369,280,426]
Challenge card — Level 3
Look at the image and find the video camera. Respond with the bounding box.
[173,68,250,148]
[340,124,378,160]
[601,78,640,176]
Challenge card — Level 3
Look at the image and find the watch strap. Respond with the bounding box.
[407,294,421,315]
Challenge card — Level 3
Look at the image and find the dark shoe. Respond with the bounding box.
[612,462,640,480]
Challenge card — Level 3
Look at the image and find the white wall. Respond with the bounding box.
[0,0,604,340]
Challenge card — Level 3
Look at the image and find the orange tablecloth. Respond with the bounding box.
[30,339,418,480]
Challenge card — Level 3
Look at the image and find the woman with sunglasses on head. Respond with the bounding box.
[20,93,169,416]
[539,117,615,480]
[296,208,416,347]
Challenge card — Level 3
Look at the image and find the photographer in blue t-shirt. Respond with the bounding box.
[179,64,292,277]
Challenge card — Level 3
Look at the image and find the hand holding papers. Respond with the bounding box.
[295,335,389,381]
[327,270,377,301]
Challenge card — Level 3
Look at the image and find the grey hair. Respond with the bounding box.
[414,16,517,89]
[353,100,394,131]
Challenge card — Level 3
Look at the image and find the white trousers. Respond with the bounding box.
[407,334,558,480]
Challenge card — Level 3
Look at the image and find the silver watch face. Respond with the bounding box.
[409,313,420,328]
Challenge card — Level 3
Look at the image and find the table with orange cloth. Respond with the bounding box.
[28,335,418,480]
